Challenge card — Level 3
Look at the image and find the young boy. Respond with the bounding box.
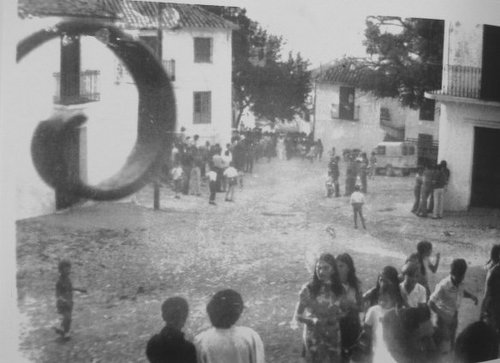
[350,185,366,229]
[223,162,238,202]
[171,162,184,199]
[428,258,478,355]
[399,262,427,308]
[54,260,87,340]
[146,296,197,363]
[207,165,218,205]
[194,289,265,363]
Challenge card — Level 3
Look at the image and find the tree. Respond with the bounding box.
[355,17,444,108]
[201,6,312,127]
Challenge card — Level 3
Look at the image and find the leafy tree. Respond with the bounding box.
[355,16,444,108]
[201,6,312,127]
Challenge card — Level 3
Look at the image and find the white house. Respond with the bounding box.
[15,0,236,219]
[426,21,500,210]
[312,62,439,162]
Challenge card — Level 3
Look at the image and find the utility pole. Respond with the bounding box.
[153,2,164,210]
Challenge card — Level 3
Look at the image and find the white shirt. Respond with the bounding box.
[195,326,265,363]
[171,166,183,180]
[207,170,217,182]
[429,275,465,319]
[350,191,365,204]
[399,282,427,308]
[365,305,397,363]
[223,166,238,178]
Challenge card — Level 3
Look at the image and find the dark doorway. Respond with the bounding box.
[471,127,500,208]
[481,25,500,102]
[339,86,355,120]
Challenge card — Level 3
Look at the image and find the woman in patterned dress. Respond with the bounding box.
[294,253,347,363]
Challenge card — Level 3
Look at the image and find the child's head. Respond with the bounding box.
[161,296,189,329]
[58,259,71,276]
[378,265,399,289]
[207,289,244,329]
[450,258,467,284]
[416,240,433,257]
[488,244,500,265]
[401,262,419,286]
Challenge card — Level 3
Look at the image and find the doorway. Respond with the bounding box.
[471,127,500,208]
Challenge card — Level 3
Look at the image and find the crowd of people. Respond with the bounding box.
[289,242,500,363]
[53,243,500,363]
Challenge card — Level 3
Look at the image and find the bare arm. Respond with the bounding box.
[463,289,478,305]
[293,301,316,327]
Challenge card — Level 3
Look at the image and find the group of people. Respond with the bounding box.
[411,160,451,219]
[53,242,500,363]
[291,241,500,363]
[326,148,376,199]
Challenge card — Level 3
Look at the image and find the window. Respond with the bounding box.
[194,38,212,63]
[377,145,386,155]
[162,59,176,81]
[380,107,390,123]
[419,99,435,121]
[193,92,211,124]
[339,86,355,120]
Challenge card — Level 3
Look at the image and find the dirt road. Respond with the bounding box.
[16,157,500,362]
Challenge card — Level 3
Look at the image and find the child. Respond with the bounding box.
[195,289,265,363]
[406,240,440,298]
[146,296,197,363]
[428,258,478,356]
[360,283,405,363]
[207,165,218,205]
[350,185,366,229]
[170,162,184,199]
[399,262,427,308]
[54,260,87,340]
[223,162,238,202]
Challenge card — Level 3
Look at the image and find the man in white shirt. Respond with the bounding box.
[195,289,265,363]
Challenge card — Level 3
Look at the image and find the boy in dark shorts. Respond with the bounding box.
[54,260,87,340]
[146,296,196,363]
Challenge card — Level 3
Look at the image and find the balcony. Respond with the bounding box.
[53,70,100,105]
[441,65,481,98]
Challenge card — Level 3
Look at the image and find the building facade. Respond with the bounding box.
[427,21,500,210]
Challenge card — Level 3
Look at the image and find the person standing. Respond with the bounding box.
[293,253,347,363]
[207,166,218,205]
[368,151,377,179]
[417,163,435,217]
[195,289,265,363]
[480,244,500,336]
[432,163,447,219]
[316,139,324,161]
[411,167,424,214]
[350,185,366,229]
[223,162,238,202]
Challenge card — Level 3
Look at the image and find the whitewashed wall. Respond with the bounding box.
[438,102,500,210]
[163,27,233,145]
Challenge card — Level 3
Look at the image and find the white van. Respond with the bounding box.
[375,141,417,176]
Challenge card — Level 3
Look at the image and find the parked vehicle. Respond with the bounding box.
[375,141,417,176]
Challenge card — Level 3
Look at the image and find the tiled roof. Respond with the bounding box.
[102,1,238,30]
[315,61,372,87]
[18,0,116,20]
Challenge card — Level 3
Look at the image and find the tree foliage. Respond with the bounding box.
[201,6,312,127]
[356,16,444,108]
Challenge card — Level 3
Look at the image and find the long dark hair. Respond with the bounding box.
[373,265,404,308]
[308,253,344,298]
[416,240,433,276]
[487,244,500,266]
[336,253,361,299]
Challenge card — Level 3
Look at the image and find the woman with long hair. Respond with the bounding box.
[336,253,362,363]
[294,253,347,363]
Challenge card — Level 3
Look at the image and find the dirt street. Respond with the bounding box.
[16,157,500,362]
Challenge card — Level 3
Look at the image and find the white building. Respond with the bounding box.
[426,21,500,210]
[313,63,439,161]
[15,0,236,219]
